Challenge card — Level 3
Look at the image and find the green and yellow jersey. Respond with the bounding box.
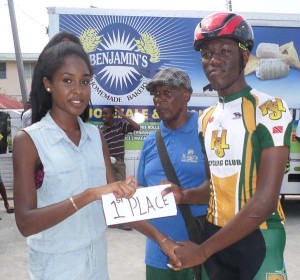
[199,87,292,229]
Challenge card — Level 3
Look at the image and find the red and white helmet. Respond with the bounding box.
[194,12,254,52]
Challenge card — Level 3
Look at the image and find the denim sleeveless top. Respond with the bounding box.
[24,112,107,254]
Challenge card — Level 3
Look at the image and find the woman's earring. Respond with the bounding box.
[46,88,51,92]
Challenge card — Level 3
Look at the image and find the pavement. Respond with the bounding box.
[1,190,300,279]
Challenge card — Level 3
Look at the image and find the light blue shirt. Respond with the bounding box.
[25,112,107,254]
[137,111,207,269]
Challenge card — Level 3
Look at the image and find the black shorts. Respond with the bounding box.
[202,222,287,280]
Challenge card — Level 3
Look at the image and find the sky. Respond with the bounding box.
[0,0,299,53]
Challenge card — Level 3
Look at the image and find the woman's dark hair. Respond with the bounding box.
[30,31,93,123]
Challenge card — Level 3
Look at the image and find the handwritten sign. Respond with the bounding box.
[102,184,177,225]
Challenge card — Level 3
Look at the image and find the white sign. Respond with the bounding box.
[102,184,177,225]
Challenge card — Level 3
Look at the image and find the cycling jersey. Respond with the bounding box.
[198,87,292,228]
[198,86,292,279]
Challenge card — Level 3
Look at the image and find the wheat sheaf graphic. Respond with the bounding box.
[80,28,102,53]
[135,33,160,63]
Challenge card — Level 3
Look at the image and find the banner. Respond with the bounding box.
[56,12,300,107]
[51,10,300,153]
[89,105,207,150]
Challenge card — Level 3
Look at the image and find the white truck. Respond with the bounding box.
[48,7,300,195]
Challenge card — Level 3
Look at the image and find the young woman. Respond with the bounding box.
[13,31,138,279]
[13,31,181,280]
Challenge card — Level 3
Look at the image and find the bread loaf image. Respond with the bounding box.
[249,41,300,79]
[256,58,289,80]
[256,43,280,59]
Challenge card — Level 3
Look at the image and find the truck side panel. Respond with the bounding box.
[48,8,300,194]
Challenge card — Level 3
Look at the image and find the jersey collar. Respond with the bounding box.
[218,86,252,103]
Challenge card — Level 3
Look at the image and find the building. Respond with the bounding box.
[0,53,39,101]
[0,53,38,188]
[0,94,23,110]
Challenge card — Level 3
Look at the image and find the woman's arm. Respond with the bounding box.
[13,131,137,237]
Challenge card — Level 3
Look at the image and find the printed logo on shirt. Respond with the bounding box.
[232,112,242,119]
[259,98,286,120]
[208,117,214,123]
[266,272,286,280]
[181,149,198,163]
[272,126,283,134]
[211,129,229,158]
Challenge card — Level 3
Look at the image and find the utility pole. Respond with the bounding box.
[226,0,233,11]
[7,0,28,106]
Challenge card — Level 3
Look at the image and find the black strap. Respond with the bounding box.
[155,129,201,241]
[156,130,202,279]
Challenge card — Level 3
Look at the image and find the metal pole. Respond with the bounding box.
[226,0,233,11]
[7,0,28,106]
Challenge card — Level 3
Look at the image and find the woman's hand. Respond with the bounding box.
[111,176,138,199]
[95,176,138,200]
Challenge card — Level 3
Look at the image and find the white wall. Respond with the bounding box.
[125,150,140,178]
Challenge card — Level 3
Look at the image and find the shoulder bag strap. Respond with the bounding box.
[155,129,200,241]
